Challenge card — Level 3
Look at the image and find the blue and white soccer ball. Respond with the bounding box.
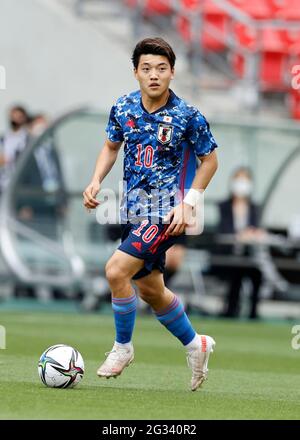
[38,344,84,388]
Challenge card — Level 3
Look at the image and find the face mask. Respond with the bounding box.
[231,178,253,197]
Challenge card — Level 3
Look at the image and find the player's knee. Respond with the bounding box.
[105,260,125,285]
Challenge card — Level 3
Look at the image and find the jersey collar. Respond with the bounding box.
[139,89,176,115]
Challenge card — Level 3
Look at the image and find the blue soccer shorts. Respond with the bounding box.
[118,221,184,279]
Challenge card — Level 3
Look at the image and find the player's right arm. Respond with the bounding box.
[83,138,122,210]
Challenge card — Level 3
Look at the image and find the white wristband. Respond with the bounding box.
[183,188,203,208]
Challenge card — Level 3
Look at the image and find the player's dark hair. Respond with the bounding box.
[231,166,253,181]
[132,37,176,69]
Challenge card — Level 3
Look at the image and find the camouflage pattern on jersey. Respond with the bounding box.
[106,89,218,223]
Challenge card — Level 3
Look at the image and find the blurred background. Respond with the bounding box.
[1,0,300,320]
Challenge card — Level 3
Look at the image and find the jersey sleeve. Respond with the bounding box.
[185,111,218,157]
[105,105,124,143]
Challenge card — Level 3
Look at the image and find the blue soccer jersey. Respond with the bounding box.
[106,89,218,223]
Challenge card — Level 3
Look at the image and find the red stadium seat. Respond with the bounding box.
[260,27,287,52]
[260,28,289,90]
[203,0,226,14]
[177,15,191,43]
[124,0,173,15]
[284,29,300,55]
[202,0,228,51]
[229,0,273,19]
[180,0,199,9]
[232,22,257,52]
[144,0,173,15]
[177,0,228,52]
[232,24,289,90]
[176,0,197,44]
[260,54,288,90]
[273,0,300,20]
[266,0,286,16]
[232,22,288,53]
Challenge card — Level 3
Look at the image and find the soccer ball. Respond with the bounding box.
[38,344,84,388]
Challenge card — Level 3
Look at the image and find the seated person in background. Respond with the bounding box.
[0,105,30,195]
[218,166,265,319]
[16,112,67,237]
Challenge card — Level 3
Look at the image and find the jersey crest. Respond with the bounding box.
[157,123,173,144]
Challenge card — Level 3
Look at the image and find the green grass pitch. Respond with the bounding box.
[0,310,299,420]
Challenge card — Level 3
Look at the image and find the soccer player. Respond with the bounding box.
[83,37,218,391]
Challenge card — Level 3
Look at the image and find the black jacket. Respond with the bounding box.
[218,198,260,234]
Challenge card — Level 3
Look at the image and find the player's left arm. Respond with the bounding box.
[165,150,218,236]
[191,149,218,192]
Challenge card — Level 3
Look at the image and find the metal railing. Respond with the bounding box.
[0,108,88,289]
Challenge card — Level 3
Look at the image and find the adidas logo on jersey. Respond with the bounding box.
[132,242,142,252]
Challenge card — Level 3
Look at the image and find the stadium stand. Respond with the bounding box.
[176,0,228,52]
[275,0,300,21]
[231,25,289,91]
[121,0,300,119]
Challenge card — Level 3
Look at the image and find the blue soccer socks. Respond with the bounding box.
[112,293,137,344]
[155,295,196,346]
[112,293,196,346]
